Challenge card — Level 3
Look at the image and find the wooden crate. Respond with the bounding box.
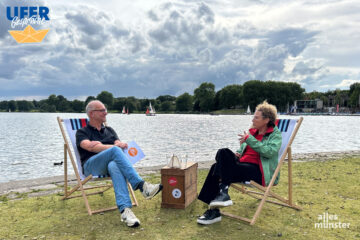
[161,162,198,209]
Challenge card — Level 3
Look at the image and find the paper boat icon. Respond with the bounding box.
[9,25,49,43]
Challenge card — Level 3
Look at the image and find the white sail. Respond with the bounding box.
[246,105,251,114]
[147,102,156,116]
[150,102,156,114]
[122,106,126,114]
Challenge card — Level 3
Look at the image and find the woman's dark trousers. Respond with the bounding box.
[198,148,262,205]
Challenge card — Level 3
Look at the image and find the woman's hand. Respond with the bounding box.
[238,131,249,145]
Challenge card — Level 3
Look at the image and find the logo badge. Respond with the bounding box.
[128,147,138,157]
[172,188,182,199]
[9,25,49,43]
[168,177,177,186]
[6,6,50,43]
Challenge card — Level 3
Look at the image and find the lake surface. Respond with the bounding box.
[1,113,359,183]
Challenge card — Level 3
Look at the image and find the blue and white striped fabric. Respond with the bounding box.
[276,119,297,161]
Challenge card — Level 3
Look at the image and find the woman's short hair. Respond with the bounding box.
[255,101,277,127]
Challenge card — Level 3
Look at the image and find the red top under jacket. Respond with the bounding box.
[239,126,274,165]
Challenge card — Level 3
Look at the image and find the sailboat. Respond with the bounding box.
[146,102,156,116]
[126,108,129,115]
[122,106,126,114]
[246,105,251,115]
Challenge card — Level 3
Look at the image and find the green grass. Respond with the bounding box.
[1,157,360,240]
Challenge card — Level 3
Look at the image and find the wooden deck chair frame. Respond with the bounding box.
[57,116,138,215]
[221,117,303,225]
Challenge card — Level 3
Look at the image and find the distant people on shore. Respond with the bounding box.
[197,101,282,225]
[76,100,162,227]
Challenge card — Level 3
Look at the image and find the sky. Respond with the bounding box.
[0,0,359,100]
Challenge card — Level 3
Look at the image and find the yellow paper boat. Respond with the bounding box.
[9,25,49,43]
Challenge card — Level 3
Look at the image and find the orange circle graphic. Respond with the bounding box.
[128,147,138,157]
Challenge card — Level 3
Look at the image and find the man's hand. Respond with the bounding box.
[235,152,241,158]
[115,141,128,149]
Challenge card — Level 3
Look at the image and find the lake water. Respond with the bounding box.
[1,113,359,183]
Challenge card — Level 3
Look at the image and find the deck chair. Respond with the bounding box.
[221,117,303,225]
[57,117,138,215]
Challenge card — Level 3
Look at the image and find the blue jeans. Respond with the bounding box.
[84,146,143,212]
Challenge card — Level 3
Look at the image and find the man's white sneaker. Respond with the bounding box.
[141,182,163,199]
[121,208,140,227]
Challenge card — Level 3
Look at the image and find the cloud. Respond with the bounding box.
[0,0,359,99]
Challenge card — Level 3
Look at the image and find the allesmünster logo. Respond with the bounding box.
[6,5,50,43]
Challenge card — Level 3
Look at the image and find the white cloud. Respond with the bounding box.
[0,0,359,99]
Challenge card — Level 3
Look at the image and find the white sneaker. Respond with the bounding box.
[142,182,163,199]
[121,208,140,227]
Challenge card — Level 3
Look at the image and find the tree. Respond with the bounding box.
[97,91,114,109]
[39,103,56,112]
[156,95,176,103]
[17,100,34,112]
[72,100,84,112]
[243,80,265,111]
[0,101,8,111]
[176,93,193,111]
[349,83,360,108]
[85,96,96,106]
[218,84,243,109]
[8,100,17,112]
[160,101,175,111]
[194,82,215,112]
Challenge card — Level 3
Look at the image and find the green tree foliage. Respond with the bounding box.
[243,80,265,111]
[176,93,193,112]
[218,84,243,109]
[157,95,176,103]
[97,91,114,109]
[0,81,356,113]
[349,83,360,107]
[8,100,17,112]
[71,100,84,112]
[243,80,304,112]
[85,96,96,106]
[17,100,34,112]
[194,82,215,112]
[0,101,8,111]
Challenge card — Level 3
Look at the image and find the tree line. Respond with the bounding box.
[1,81,359,113]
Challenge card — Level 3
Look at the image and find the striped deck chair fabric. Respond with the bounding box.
[276,119,297,161]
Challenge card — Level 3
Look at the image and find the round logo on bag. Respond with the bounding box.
[168,177,177,186]
[128,147,138,157]
[172,188,181,199]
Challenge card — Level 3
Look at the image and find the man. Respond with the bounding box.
[76,100,162,228]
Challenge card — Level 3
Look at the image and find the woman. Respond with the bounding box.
[197,101,282,225]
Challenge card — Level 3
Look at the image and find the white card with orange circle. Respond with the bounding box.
[124,140,145,165]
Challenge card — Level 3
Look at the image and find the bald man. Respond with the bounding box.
[76,100,162,227]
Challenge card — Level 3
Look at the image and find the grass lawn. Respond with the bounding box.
[1,157,359,240]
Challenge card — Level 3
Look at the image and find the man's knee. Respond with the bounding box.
[108,146,123,157]
[107,160,118,173]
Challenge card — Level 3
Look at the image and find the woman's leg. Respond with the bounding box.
[198,163,220,205]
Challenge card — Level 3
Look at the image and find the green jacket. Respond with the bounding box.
[236,126,282,186]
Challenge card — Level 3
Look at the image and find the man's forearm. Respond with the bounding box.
[89,143,115,153]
